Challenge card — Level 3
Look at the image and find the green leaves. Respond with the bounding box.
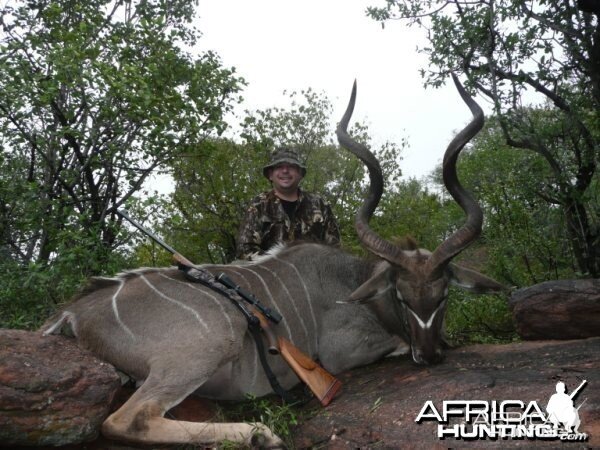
[0,0,243,260]
[367,0,600,277]
[0,0,243,326]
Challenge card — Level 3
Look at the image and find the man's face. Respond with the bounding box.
[268,163,303,192]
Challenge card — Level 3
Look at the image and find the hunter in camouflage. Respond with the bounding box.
[236,148,340,260]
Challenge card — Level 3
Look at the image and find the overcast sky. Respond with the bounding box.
[194,0,490,181]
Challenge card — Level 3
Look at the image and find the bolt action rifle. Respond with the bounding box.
[116,209,341,406]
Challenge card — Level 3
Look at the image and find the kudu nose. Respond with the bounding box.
[412,348,445,365]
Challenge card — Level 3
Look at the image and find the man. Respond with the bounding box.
[236,147,340,260]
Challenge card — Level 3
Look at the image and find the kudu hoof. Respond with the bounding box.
[250,422,286,449]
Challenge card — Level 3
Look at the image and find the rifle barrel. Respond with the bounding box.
[117,209,178,255]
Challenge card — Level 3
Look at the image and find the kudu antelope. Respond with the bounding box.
[42,75,505,447]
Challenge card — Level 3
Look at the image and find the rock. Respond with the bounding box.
[0,329,121,447]
[509,279,600,340]
[293,337,600,448]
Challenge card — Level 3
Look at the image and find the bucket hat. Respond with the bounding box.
[262,147,307,178]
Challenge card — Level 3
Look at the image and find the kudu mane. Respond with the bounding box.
[71,268,167,302]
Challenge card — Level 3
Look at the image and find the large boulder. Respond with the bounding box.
[509,279,600,340]
[0,329,120,447]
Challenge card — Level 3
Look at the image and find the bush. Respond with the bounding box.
[445,287,518,345]
[0,230,131,330]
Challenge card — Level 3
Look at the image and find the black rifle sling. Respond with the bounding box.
[246,319,296,403]
[178,264,295,403]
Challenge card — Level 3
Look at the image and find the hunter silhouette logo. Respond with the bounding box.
[415,379,589,441]
[546,380,587,434]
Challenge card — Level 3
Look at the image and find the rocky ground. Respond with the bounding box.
[3,335,598,449]
[292,337,599,449]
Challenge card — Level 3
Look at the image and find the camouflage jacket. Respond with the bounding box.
[236,189,340,260]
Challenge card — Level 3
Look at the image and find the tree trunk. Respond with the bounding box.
[564,195,600,277]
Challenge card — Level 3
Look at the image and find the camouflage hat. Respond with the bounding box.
[262,147,307,179]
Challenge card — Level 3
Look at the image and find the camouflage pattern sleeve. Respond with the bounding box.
[236,200,264,260]
[323,203,341,246]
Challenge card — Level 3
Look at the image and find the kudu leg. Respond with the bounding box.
[102,369,283,448]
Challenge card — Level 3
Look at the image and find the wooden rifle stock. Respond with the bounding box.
[278,337,342,406]
[253,309,341,406]
[251,306,280,355]
[171,252,196,270]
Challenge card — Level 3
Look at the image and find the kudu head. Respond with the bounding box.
[337,74,505,365]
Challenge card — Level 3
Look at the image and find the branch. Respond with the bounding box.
[0,101,84,210]
[403,1,452,19]
[111,159,164,212]
[520,1,582,40]
[465,60,595,153]
[535,188,562,205]
[50,99,100,210]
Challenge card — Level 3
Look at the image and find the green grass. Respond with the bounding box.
[445,287,519,345]
[213,393,317,449]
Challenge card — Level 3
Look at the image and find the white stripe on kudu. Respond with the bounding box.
[272,255,318,342]
[140,275,209,335]
[170,268,262,391]
[249,334,260,390]
[407,300,447,330]
[112,280,135,339]
[158,273,236,341]
[234,266,293,340]
[253,264,310,343]
[227,267,295,387]
[199,267,263,390]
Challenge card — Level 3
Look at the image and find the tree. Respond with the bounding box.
[0,0,243,267]
[0,0,243,328]
[367,0,600,277]
[161,138,265,264]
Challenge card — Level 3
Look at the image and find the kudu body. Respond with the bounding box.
[42,76,505,447]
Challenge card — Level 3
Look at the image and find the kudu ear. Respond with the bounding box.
[346,261,394,303]
[447,263,509,294]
